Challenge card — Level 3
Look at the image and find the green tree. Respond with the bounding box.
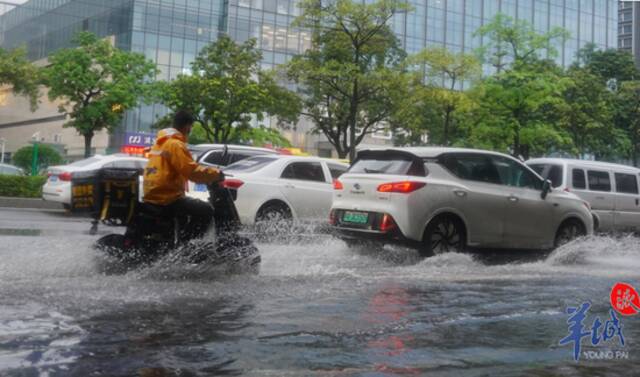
[616,81,640,165]
[0,47,40,110]
[576,43,638,87]
[12,145,63,175]
[404,48,481,146]
[475,13,568,72]
[43,32,157,157]
[557,67,625,159]
[158,35,300,144]
[287,0,411,160]
[469,61,571,159]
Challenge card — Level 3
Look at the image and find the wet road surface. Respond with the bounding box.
[1,208,640,376]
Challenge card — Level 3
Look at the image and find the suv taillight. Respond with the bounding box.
[379,214,397,232]
[377,181,426,193]
[329,209,337,225]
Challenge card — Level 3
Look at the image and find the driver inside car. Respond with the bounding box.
[143,110,223,241]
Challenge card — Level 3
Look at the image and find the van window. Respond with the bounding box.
[588,170,611,192]
[491,156,542,190]
[527,163,563,188]
[615,173,639,194]
[572,169,586,189]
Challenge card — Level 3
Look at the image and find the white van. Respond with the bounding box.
[526,158,640,232]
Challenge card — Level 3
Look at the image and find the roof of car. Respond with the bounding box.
[189,144,278,154]
[358,147,512,159]
[526,157,640,172]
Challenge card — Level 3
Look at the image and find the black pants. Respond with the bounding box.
[166,196,214,241]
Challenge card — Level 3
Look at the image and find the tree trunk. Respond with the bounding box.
[443,107,452,146]
[84,133,94,158]
[633,123,638,167]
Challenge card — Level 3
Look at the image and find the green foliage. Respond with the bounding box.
[0,175,47,198]
[557,67,624,159]
[229,126,292,148]
[0,47,40,110]
[187,122,209,145]
[475,13,569,72]
[395,48,481,146]
[158,35,301,144]
[43,32,157,157]
[287,0,411,159]
[615,81,640,165]
[576,44,638,87]
[12,145,63,175]
[469,61,571,159]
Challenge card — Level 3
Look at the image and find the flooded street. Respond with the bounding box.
[1,209,640,376]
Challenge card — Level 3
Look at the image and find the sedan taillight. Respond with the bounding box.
[377,181,426,193]
[223,179,244,189]
[333,179,344,190]
[59,172,72,181]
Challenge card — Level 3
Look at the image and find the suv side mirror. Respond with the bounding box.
[541,179,552,199]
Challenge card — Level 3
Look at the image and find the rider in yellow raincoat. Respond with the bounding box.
[143,111,222,240]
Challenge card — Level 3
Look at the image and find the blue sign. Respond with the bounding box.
[559,302,625,361]
[124,132,156,147]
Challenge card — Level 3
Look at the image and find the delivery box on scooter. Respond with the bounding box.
[70,168,142,225]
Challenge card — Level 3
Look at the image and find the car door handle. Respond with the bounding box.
[507,195,519,202]
[285,183,295,189]
[636,198,639,206]
[453,190,467,198]
[595,196,605,200]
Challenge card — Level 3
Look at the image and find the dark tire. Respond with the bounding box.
[421,215,466,257]
[255,202,293,240]
[94,234,126,253]
[555,219,586,248]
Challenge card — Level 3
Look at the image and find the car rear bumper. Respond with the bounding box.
[330,208,421,248]
[331,225,422,248]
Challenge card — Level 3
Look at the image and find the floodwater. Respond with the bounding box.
[1,210,640,376]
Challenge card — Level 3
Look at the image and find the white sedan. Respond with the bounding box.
[217,155,349,225]
[43,154,148,208]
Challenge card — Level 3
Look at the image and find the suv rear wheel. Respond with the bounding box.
[421,215,466,257]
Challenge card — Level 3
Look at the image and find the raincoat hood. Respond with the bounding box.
[155,128,186,146]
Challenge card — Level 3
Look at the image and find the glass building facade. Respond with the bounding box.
[0,0,620,152]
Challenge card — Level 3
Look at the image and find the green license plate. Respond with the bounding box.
[343,211,369,224]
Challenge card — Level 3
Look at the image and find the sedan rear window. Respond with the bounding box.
[225,156,277,173]
[350,154,425,176]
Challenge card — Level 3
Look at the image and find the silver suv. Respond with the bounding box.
[330,148,593,256]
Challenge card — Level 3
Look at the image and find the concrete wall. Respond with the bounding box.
[0,85,110,162]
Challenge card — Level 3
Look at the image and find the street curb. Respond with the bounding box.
[0,197,64,210]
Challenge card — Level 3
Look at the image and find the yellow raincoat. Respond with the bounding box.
[143,128,221,205]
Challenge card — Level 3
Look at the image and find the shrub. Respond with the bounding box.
[0,175,47,198]
[12,145,63,175]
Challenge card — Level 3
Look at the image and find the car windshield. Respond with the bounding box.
[225,156,278,173]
